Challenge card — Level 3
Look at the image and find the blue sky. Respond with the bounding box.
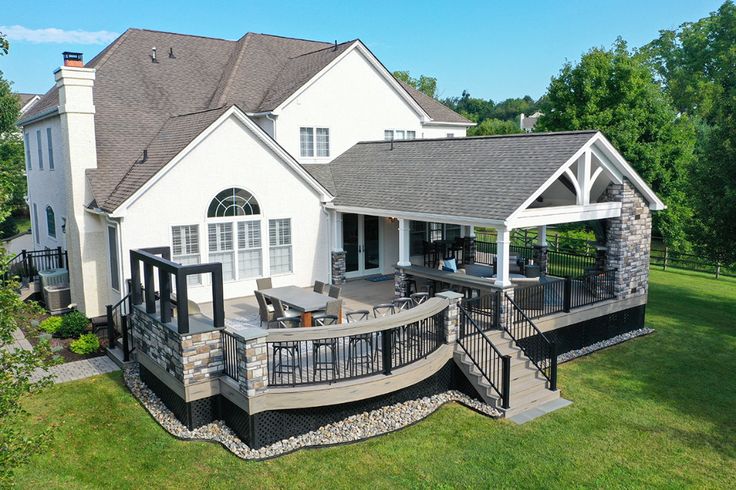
[0,0,724,102]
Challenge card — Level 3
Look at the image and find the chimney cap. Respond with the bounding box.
[62,51,84,67]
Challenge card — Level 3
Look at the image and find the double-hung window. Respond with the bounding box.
[172,225,201,285]
[208,223,235,281]
[269,219,292,274]
[384,129,417,141]
[237,221,262,278]
[300,127,329,157]
[108,226,120,291]
[36,130,44,170]
[46,128,55,170]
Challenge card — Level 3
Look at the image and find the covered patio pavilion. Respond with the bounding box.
[314,130,664,300]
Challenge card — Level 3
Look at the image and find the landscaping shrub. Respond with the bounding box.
[69,333,100,355]
[58,311,89,338]
[38,316,63,334]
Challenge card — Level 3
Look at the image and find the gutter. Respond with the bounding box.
[18,106,59,126]
[422,120,475,127]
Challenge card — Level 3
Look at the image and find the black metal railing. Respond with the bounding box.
[503,292,557,390]
[5,247,68,281]
[130,247,224,334]
[222,330,239,380]
[461,293,498,332]
[514,277,566,320]
[547,249,597,278]
[457,302,510,409]
[266,301,447,387]
[565,268,616,311]
[105,279,135,362]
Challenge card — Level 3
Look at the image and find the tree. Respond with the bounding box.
[0,30,23,225]
[536,39,696,248]
[468,118,523,136]
[642,1,736,263]
[0,32,56,486]
[392,70,438,99]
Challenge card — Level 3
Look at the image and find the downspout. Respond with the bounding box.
[265,113,277,139]
[323,206,332,284]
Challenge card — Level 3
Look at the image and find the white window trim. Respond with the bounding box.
[299,126,330,160]
[108,225,120,292]
[384,129,417,141]
[46,127,55,170]
[171,224,203,287]
[45,205,57,240]
[268,217,293,276]
[36,130,44,170]
[237,219,263,279]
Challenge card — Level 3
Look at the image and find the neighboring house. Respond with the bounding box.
[18,28,474,317]
[519,111,542,132]
[17,93,42,116]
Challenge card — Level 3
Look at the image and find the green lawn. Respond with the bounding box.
[14,269,736,488]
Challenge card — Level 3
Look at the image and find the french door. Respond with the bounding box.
[343,214,381,278]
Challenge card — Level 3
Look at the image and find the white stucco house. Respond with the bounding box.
[18,29,474,317]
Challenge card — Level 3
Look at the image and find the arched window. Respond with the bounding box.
[46,206,56,238]
[207,188,260,218]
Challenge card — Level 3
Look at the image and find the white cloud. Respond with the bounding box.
[0,25,118,45]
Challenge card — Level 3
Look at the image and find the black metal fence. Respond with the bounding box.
[650,248,736,279]
[457,302,510,409]
[514,278,566,319]
[567,269,616,310]
[503,293,557,390]
[5,247,68,281]
[547,249,597,278]
[266,307,446,387]
[222,330,239,380]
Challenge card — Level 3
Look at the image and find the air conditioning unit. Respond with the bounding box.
[44,285,72,315]
[39,268,69,290]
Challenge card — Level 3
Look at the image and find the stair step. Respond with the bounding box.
[506,389,560,417]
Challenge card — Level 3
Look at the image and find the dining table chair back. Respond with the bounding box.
[373,303,395,318]
[328,285,342,299]
[313,280,327,294]
[256,277,273,291]
[346,310,370,323]
[255,290,275,327]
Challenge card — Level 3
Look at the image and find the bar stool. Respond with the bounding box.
[393,297,413,311]
[411,292,430,306]
[312,314,339,381]
[345,310,374,375]
[270,316,302,385]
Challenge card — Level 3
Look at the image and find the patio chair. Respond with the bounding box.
[373,303,395,317]
[345,310,370,323]
[270,316,303,385]
[270,298,300,327]
[255,290,274,328]
[411,292,430,306]
[312,299,343,325]
[328,285,342,299]
[312,314,339,381]
[313,280,327,294]
[256,277,272,291]
[393,297,413,311]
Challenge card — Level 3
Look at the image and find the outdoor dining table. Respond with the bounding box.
[259,285,341,327]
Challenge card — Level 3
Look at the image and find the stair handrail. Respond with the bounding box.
[502,292,558,391]
[457,303,511,409]
[105,279,134,362]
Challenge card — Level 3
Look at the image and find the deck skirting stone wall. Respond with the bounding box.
[602,179,652,299]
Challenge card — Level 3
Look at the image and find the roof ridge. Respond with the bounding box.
[288,40,356,59]
[86,29,132,70]
[130,27,235,42]
[170,105,230,118]
[209,34,251,108]
[356,130,599,145]
[251,32,333,45]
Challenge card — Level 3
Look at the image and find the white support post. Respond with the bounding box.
[494,226,512,288]
[469,226,476,238]
[331,210,343,252]
[577,150,591,205]
[537,225,547,246]
[397,218,411,267]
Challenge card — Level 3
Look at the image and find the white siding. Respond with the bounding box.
[117,114,330,304]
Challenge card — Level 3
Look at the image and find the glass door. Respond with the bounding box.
[343,214,382,278]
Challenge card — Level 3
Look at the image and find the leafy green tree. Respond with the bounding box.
[536,39,696,247]
[642,1,736,263]
[0,33,57,486]
[0,31,23,225]
[468,118,523,136]
[392,70,438,99]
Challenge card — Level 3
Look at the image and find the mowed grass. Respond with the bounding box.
[14,269,736,489]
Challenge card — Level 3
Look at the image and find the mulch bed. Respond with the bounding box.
[20,313,108,363]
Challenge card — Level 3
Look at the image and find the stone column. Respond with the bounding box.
[436,291,463,343]
[463,226,476,265]
[533,225,548,274]
[331,251,346,285]
[236,331,269,397]
[602,179,652,299]
[394,267,410,298]
[496,287,515,333]
[181,330,224,385]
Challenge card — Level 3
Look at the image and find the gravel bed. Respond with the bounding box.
[557,327,654,363]
[123,365,500,460]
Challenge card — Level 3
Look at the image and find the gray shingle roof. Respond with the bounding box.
[397,80,472,124]
[320,131,598,222]
[21,28,469,212]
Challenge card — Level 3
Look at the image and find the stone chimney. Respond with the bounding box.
[56,61,105,316]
